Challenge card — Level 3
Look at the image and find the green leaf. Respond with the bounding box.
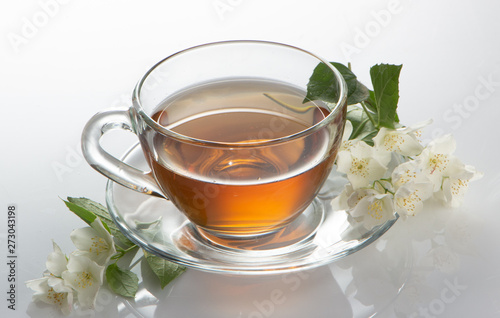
[63,199,97,225]
[346,106,378,145]
[369,64,403,128]
[363,90,378,113]
[304,62,369,105]
[348,81,370,106]
[105,263,139,298]
[144,251,186,289]
[67,197,134,248]
[67,197,108,219]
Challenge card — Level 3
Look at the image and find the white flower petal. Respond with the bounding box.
[417,134,482,201]
[394,182,433,217]
[350,193,395,230]
[26,277,49,295]
[337,141,388,189]
[367,156,389,178]
[26,276,73,315]
[416,139,463,191]
[349,140,373,158]
[339,121,356,152]
[46,241,67,277]
[343,120,353,142]
[391,160,431,189]
[336,150,353,173]
[90,218,113,241]
[396,134,424,156]
[400,119,433,133]
[427,134,456,155]
[62,254,104,309]
[331,184,353,211]
[465,164,484,182]
[438,164,482,207]
[347,188,379,210]
[70,218,116,266]
[373,126,424,157]
[419,148,452,176]
[71,227,96,250]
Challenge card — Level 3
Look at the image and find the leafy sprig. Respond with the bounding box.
[306,61,481,230]
[305,62,403,144]
[63,197,185,298]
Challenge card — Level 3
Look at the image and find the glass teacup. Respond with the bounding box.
[82,40,347,249]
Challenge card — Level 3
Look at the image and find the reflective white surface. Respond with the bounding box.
[2,0,500,317]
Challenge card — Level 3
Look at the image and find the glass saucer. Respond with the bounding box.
[106,144,398,274]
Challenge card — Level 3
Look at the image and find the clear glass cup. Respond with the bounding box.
[82,40,347,250]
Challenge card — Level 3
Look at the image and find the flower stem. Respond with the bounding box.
[122,245,138,254]
[374,180,395,195]
[113,244,138,260]
[360,101,377,128]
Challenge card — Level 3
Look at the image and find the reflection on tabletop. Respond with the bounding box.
[26,197,488,318]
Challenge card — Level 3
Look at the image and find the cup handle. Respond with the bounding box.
[81,108,164,198]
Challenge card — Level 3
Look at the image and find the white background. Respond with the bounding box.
[1,0,500,317]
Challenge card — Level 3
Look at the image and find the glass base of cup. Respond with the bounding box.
[177,200,324,256]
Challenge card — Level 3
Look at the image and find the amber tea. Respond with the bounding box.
[144,79,338,236]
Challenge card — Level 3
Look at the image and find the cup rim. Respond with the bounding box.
[132,40,347,147]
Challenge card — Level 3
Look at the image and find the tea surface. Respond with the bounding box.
[147,79,334,235]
